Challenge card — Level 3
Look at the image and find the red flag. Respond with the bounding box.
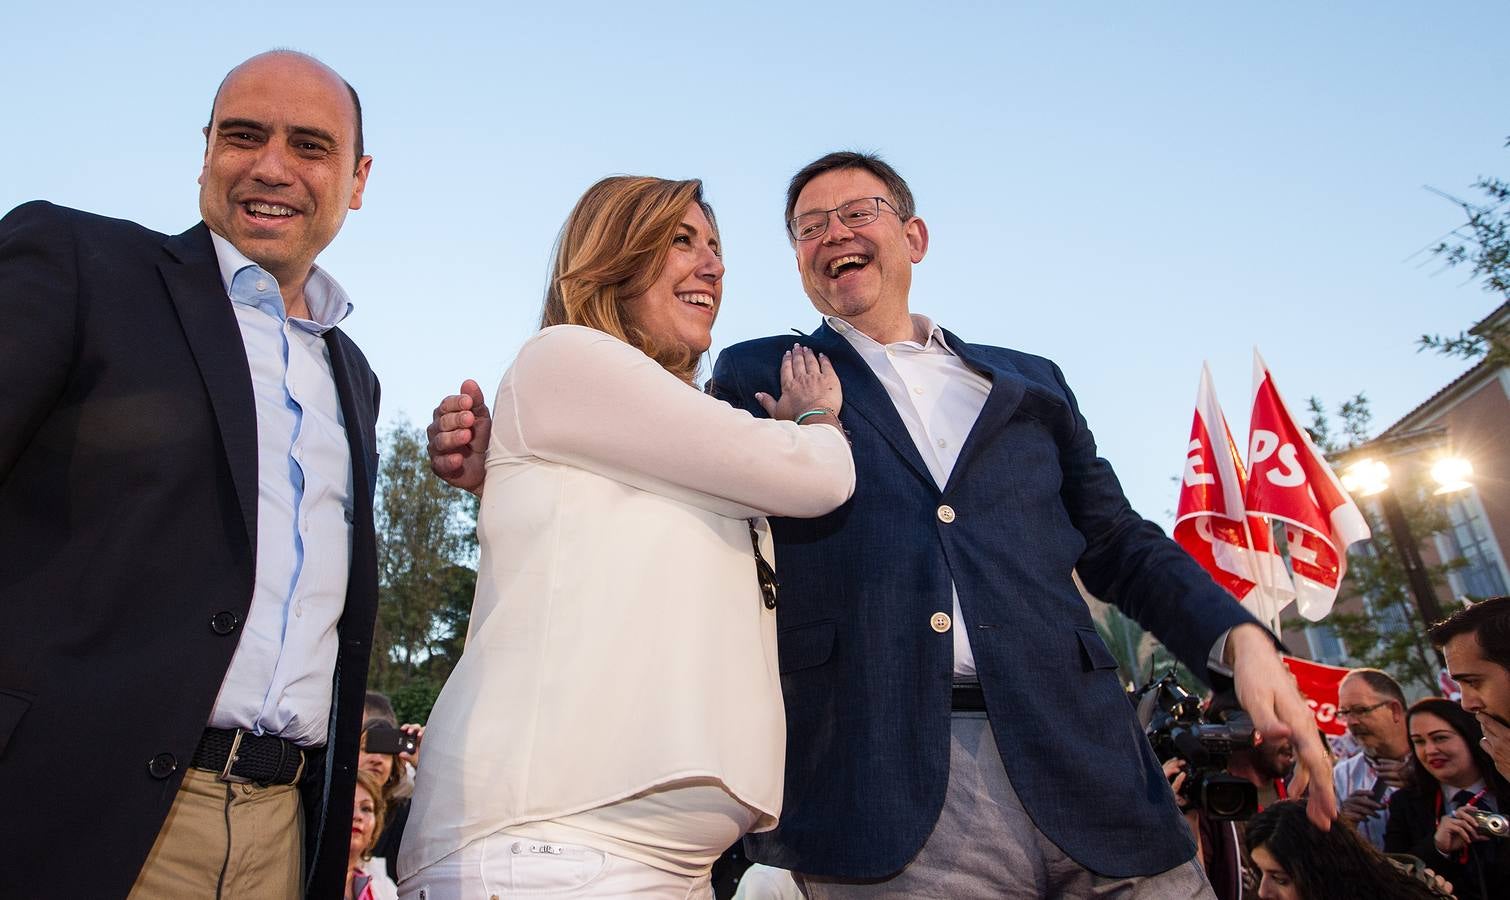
[1174,364,1295,629]
[1282,655,1350,736]
[1245,351,1371,620]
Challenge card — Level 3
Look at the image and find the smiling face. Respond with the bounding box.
[1410,710,1481,789]
[198,52,371,290]
[622,201,723,358]
[1250,845,1298,900]
[1254,734,1297,781]
[790,168,927,343]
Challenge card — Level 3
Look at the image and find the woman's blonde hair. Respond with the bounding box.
[354,769,387,862]
[540,175,716,384]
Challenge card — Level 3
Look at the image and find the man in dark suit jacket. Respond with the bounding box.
[705,152,1336,898]
[0,51,379,899]
[424,152,1338,897]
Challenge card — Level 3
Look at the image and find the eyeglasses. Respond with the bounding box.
[749,523,778,609]
[787,196,900,241]
[1336,701,1391,721]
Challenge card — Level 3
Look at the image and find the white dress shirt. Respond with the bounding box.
[205,232,354,747]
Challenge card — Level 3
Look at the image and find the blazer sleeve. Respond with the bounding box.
[1048,359,1262,683]
[0,202,79,483]
[499,326,854,520]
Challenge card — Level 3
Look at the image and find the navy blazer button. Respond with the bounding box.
[937,504,956,524]
[930,612,952,633]
[210,611,240,635]
[147,752,177,779]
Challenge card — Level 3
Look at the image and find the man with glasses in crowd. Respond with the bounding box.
[1433,596,1510,782]
[427,151,1335,898]
[1332,669,1413,848]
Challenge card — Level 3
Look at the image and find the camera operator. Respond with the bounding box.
[1144,677,1295,899]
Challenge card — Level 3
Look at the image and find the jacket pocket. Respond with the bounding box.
[1075,628,1119,672]
[0,688,34,755]
[778,620,836,674]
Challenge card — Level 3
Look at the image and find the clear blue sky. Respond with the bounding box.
[5,2,1504,526]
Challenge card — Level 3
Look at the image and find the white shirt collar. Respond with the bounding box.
[824,313,953,354]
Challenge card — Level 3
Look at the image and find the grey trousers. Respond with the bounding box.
[797,713,1214,900]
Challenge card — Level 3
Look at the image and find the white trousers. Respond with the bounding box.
[398,831,714,900]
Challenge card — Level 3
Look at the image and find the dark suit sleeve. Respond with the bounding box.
[1049,360,1261,685]
[0,202,79,483]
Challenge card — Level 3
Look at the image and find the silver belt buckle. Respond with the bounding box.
[218,728,253,784]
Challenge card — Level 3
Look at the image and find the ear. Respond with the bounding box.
[905,215,929,264]
[348,155,374,211]
[198,126,211,187]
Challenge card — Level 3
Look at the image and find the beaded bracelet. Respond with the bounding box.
[795,407,836,425]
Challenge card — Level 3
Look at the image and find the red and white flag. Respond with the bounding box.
[1245,350,1371,620]
[1174,364,1295,630]
[1281,656,1352,737]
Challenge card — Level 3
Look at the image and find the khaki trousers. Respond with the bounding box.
[129,766,304,899]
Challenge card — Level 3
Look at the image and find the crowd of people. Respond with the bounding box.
[2,46,1510,900]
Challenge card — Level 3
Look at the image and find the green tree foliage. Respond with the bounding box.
[370,418,478,720]
[1421,136,1510,365]
[1092,602,1198,695]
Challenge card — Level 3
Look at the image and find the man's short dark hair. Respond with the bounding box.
[785,150,917,231]
[205,50,366,167]
[1430,595,1510,667]
[363,689,397,727]
[1341,668,1407,707]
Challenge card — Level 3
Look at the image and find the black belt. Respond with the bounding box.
[191,727,308,786]
[952,683,987,712]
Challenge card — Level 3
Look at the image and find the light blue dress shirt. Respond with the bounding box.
[206,232,355,748]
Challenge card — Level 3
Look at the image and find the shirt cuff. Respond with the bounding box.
[1208,628,1234,678]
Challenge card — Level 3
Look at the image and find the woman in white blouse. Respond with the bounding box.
[398,176,855,898]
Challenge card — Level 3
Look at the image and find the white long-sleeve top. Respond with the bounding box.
[400,325,855,880]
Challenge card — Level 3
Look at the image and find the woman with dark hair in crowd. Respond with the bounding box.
[398,176,855,897]
[1246,799,1448,899]
[348,769,399,900]
[1384,697,1510,900]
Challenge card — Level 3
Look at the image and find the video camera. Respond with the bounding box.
[1136,671,1258,821]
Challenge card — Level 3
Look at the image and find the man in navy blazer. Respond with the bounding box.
[0,52,380,899]
[707,152,1336,898]
[426,152,1337,897]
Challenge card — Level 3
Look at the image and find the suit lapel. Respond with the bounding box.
[323,331,376,508]
[943,330,1028,494]
[807,322,935,488]
[159,224,258,549]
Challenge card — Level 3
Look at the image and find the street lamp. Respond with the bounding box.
[1339,455,1473,651]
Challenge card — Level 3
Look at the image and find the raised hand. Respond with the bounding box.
[754,345,842,424]
[427,379,491,495]
[1228,623,1338,829]
[1337,789,1384,825]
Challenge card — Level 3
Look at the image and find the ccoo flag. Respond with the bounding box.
[1244,350,1371,620]
[1174,364,1295,629]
